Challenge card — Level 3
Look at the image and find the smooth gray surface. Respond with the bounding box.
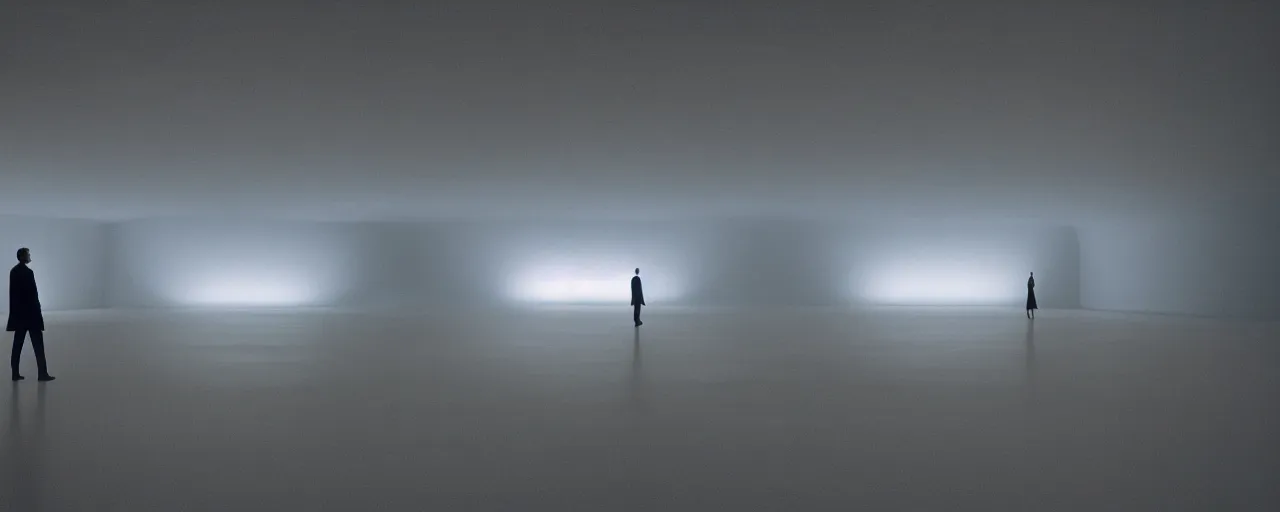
[1079,215,1280,320]
[4,307,1278,511]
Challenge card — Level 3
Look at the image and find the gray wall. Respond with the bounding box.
[106,218,363,308]
[1079,214,1280,320]
[839,222,1080,308]
[8,210,1278,316]
[101,217,1080,309]
[0,215,107,311]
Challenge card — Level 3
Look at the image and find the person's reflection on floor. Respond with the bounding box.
[628,328,646,411]
[1023,318,1038,405]
[3,384,46,511]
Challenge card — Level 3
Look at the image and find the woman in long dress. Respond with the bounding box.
[1026,272,1038,319]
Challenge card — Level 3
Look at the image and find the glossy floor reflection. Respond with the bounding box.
[3,307,1278,511]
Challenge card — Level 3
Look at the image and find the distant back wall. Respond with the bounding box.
[0,216,108,312]
[100,218,1081,309]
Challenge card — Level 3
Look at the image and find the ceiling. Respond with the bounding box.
[2,0,1276,223]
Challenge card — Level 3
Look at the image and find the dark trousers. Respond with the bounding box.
[633,304,642,325]
[11,330,49,378]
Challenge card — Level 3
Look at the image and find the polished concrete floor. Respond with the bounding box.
[3,306,1278,511]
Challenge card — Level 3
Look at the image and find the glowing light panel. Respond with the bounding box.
[859,258,1029,305]
[112,220,356,308]
[506,263,685,304]
[177,278,327,307]
[845,226,1052,306]
[512,275,637,303]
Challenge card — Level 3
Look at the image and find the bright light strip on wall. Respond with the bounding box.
[114,220,357,308]
[859,260,1026,305]
[511,275,637,303]
[176,279,328,307]
[506,262,684,304]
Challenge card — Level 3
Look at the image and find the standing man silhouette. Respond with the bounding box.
[9,248,53,381]
[631,268,645,327]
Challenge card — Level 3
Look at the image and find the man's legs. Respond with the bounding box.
[633,304,642,326]
[11,330,27,379]
[29,330,50,378]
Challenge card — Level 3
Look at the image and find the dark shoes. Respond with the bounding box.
[635,321,643,327]
[10,374,54,381]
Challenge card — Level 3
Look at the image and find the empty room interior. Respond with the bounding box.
[2,1,1278,510]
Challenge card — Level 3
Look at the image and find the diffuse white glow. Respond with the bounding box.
[862,264,1021,305]
[507,262,684,304]
[177,278,327,307]
[103,219,1068,309]
[111,220,357,308]
[854,232,1037,305]
[512,275,637,303]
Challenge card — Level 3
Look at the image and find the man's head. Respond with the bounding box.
[635,268,640,275]
[16,248,30,264]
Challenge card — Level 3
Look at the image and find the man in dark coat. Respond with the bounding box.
[630,268,645,327]
[9,248,53,381]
